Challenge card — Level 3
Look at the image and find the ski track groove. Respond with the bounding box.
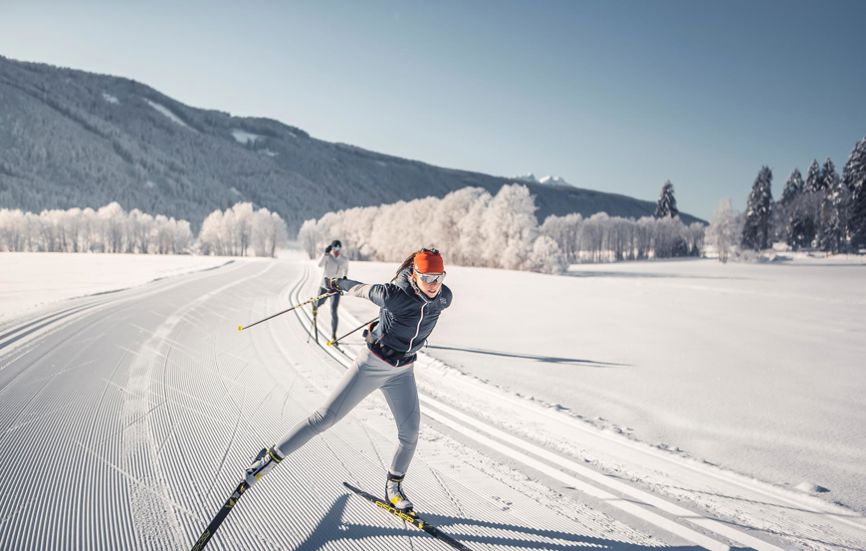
[296,267,730,550]
[284,266,614,550]
[0,261,256,550]
[9,258,863,549]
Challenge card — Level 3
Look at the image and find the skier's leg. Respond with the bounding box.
[380,365,421,475]
[329,293,340,339]
[273,346,388,458]
[316,286,329,308]
[380,365,420,511]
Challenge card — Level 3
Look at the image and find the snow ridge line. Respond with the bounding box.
[290,266,787,551]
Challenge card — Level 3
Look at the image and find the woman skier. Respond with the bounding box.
[316,239,350,342]
[246,247,452,511]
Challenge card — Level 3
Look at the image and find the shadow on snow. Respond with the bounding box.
[284,493,708,551]
[426,344,628,369]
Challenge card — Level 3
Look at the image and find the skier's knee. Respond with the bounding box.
[308,408,340,433]
[397,414,420,447]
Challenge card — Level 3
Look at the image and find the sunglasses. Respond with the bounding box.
[417,272,445,284]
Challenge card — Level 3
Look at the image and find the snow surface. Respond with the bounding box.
[0,252,236,320]
[101,91,119,104]
[337,256,866,515]
[231,129,263,144]
[144,98,193,129]
[2,250,865,550]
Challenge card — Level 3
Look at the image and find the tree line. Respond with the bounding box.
[706,135,866,261]
[0,202,288,257]
[298,184,703,273]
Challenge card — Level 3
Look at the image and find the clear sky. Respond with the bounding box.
[2,0,865,220]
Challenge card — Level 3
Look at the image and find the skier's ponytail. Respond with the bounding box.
[393,251,418,281]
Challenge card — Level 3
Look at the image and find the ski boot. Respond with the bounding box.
[385,472,413,512]
[245,446,283,488]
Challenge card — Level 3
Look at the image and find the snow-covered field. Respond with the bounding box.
[0,252,238,320]
[341,255,866,514]
[2,250,865,550]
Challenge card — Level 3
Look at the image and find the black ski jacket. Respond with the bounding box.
[337,269,452,363]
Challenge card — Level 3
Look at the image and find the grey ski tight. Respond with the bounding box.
[274,346,420,475]
[315,285,341,337]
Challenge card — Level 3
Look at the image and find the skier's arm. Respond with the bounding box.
[347,283,388,306]
[325,278,388,307]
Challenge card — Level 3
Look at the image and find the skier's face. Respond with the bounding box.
[413,271,444,298]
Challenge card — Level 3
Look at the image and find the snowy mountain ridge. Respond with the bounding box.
[0,55,705,234]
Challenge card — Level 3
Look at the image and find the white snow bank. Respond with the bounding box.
[0,252,241,320]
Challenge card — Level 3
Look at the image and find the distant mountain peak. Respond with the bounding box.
[513,173,572,187]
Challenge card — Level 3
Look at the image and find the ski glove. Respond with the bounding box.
[324,277,345,294]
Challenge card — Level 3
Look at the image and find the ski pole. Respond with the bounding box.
[326,317,378,347]
[311,302,319,343]
[238,290,338,332]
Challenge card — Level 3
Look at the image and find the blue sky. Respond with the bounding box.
[2,0,865,220]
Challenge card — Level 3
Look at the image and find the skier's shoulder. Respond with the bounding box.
[436,284,452,308]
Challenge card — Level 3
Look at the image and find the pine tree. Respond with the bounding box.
[654,180,679,219]
[741,166,773,251]
[843,136,866,249]
[806,159,823,193]
[781,169,804,205]
[817,157,847,252]
[821,158,839,191]
[776,169,804,246]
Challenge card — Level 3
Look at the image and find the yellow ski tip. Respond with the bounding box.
[237,325,244,332]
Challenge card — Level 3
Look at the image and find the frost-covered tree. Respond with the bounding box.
[843,136,866,249]
[540,213,583,263]
[198,202,286,257]
[654,181,679,219]
[524,235,568,273]
[0,203,192,254]
[741,166,773,251]
[480,185,539,270]
[251,210,289,257]
[706,198,739,262]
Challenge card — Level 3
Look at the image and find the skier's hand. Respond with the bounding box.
[325,245,332,254]
[324,277,344,294]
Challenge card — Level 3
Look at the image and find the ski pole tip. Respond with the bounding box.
[237,325,244,332]
[326,341,333,347]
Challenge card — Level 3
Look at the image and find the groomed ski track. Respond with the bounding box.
[0,255,864,550]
